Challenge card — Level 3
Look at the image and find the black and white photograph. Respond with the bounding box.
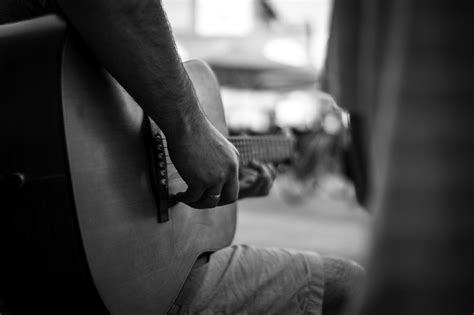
[1,0,472,314]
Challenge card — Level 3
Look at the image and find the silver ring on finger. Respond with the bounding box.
[207,193,221,200]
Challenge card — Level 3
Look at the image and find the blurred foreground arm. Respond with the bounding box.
[55,0,239,208]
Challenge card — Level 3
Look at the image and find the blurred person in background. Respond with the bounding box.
[324,0,473,314]
[0,1,366,314]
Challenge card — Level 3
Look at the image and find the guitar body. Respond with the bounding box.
[1,15,235,314]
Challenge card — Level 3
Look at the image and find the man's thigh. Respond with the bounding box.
[169,245,325,315]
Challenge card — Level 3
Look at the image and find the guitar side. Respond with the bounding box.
[0,16,107,314]
[60,24,236,315]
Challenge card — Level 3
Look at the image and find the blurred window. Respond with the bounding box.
[162,0,332,70]
[195,0,255,37]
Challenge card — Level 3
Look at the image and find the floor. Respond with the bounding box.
[233,175,372,264]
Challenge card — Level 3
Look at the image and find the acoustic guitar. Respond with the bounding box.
[0,16,294,314]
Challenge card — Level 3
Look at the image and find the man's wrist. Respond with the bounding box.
[151,98,207,141]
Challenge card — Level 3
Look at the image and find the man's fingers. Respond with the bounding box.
[261,165,273,183]
[254,175,272,196]
[249,160,275,179]
[218,177,239,206]
[249,159,263,170]
[175,163,238,209]
[251,160,274,184]
[174,185,204,205]
[248,160,275,197]
[190,186,223,209]
[238,167,259,180]
[267,164,277,181]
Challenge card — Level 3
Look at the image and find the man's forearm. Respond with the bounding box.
[55,0,240,208]
[56,0,203,137]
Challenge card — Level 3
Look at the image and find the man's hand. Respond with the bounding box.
[170,117,240,209]
[55,0,241,209]
[238,160,277,199]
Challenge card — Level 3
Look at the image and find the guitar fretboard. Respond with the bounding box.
[228,135,295,165]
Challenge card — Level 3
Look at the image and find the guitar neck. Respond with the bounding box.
[156,131,294,166]
[228,135,295,165]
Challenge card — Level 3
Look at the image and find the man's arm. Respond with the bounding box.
[54,0,239,208]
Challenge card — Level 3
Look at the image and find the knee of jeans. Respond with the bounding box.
[321,256,366,314]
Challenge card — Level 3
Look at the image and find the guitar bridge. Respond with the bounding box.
[153,133,170,222]
[146,117,170,223]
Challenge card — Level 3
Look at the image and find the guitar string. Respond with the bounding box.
[158,141,293,166]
